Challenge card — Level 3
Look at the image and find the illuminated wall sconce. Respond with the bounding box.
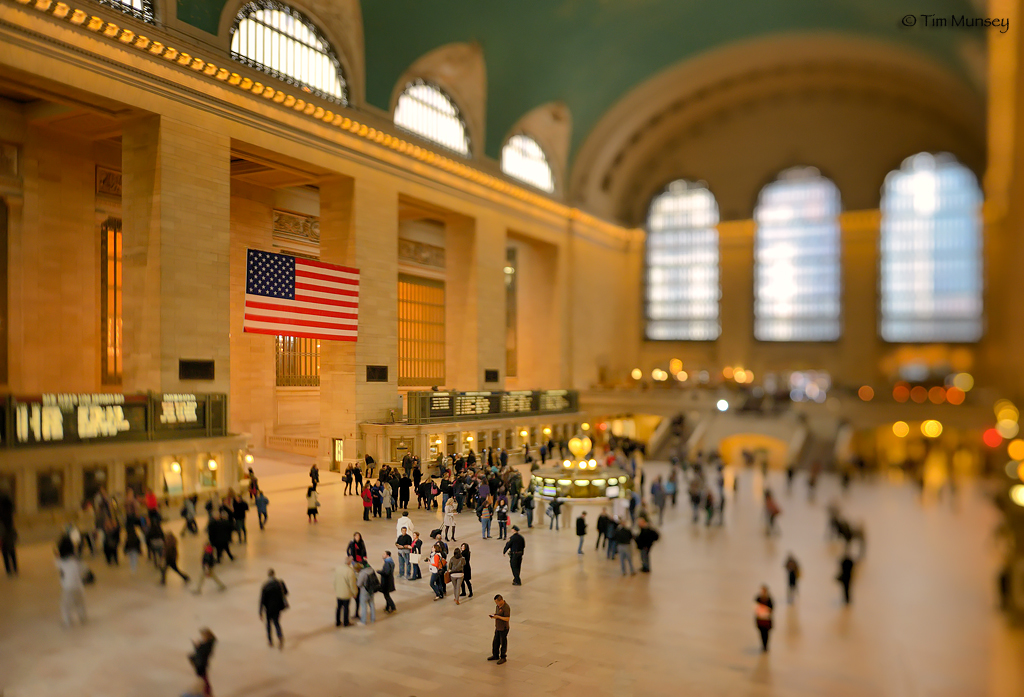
[170,461,181,473]
[244,452,254,464]
[466,435,474,442]
[519,430,528,438]
[543,427,552,435]
[207,459,218,470]
[581,423,590,430]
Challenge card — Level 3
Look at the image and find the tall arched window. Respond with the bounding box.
[230,1,347,104]
[501,135,554,193]
[754,167,842,341]
[99,0,155,22]
[879,153,983,342]
[645,180,720,340]
[394,80,470,155]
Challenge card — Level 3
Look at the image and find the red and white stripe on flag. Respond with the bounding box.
[243,248,359,342]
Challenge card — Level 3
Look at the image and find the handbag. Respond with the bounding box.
[444,570,451,584]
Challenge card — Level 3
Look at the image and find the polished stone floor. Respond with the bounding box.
[1,453,1022,697]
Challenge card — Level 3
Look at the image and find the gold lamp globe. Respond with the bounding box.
[568,436,592,459]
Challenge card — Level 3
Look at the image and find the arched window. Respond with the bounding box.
[230,1,347,105]
[879,153,983,342]
[754,167,842,342]
[98,0,155,22]
[645,180,720,341]
[501,135,554,193]
[394,80,470,155]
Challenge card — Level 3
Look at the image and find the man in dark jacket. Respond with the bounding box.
[398,475,412,509]
[379,551,397,613]
[232,493,249,543]
[502,525,526,585]
[575,512,587,554]
[259,568,288,650]
[208,511,234,562]
[635,518,660,572]
[189,628,216,696]
[615,524,636,576]
[595,508,610,551]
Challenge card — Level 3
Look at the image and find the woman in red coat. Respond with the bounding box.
[361,486,373,521]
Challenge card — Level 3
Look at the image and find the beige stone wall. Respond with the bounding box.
[122,116,231,396]
[10,126,101,393]
[228,180,276,442]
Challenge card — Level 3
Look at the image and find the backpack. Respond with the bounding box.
[364,569,381,594]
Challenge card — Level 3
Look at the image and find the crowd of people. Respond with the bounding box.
[19,433,884,695]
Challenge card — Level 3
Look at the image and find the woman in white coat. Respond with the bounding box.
[443,496,458,542]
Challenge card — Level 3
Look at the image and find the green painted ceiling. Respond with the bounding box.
[177,0,983,162]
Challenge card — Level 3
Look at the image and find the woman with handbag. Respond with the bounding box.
[459,543,474,598]
[754,585,774,652]
[306,487,320,524]
[409,532,423,580]
[448,548,466,604]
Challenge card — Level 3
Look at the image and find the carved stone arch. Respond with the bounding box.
[570,33,985,226]
[390,42,486,160]
[502,102,571,198]
[215,0,365,107]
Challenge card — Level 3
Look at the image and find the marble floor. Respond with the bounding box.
[1,453,1022,697]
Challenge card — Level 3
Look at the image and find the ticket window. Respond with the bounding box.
[446,433,458,455]
[37,470,64,510]
[505,429,513,450]
[199,457,219,490]
[492,431,501,450]
[83,465,109,504]
[125,462,149,496]
[429,434,443,458]
[477,432,486,450]
[162,460,184,497]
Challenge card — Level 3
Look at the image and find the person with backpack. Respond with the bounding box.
[357,561,379,624]
[258,568,288,649]
[635,518,660,572]
[254,490,269,530]
[547,497,562,531]
[521,490,535,528]
[479,496,494,539]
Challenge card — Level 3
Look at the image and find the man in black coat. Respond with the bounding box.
[208,511,234,562]
[595,508,610,551]
[502,526,526,585]
[259,568,288,649]
[575,512,587,554]
[635,518,660,572]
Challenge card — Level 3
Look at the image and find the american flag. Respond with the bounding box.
[243,249,359,341]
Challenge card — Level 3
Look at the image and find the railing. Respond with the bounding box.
[265,434,321,457]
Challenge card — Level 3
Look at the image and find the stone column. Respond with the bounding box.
[445,212,506,389]
[318,174,399,469]
[121,115,231,394]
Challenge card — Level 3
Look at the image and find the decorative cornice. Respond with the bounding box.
[8,0,642,244]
